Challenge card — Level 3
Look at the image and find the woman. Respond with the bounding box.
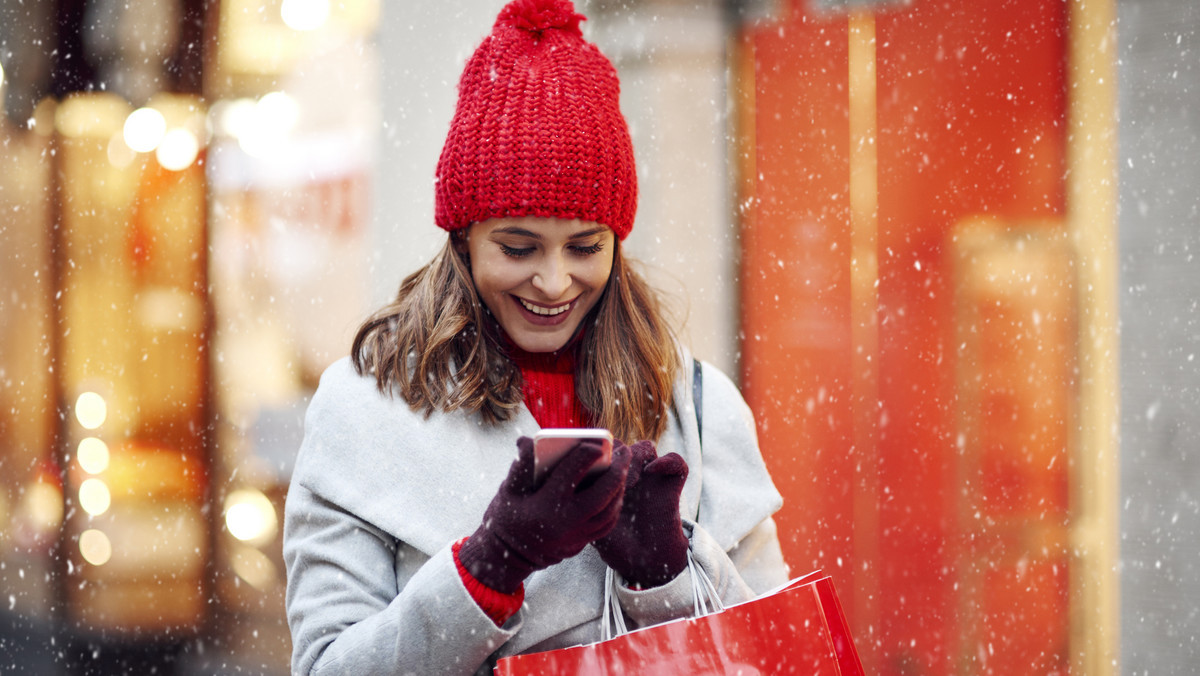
[282,1,788,673]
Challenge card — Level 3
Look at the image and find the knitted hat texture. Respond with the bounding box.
[435,0,638,240]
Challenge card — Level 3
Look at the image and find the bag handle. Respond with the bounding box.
[601,549,725,641]
[685,549,723,616]
[601,567,627,640]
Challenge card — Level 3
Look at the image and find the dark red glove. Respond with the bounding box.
[592,440,690,589]
[458,436,630,594]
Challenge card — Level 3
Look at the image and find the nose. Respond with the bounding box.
[532,252,571,299]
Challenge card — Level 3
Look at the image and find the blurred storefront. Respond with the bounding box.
[1,0,377,672]
[1,0,1129,674]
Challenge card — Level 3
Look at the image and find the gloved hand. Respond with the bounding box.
[592,440,690,589]
[458,436,630,594]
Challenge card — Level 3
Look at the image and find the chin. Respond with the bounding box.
[505,323,580,353]
[513,335,570,353]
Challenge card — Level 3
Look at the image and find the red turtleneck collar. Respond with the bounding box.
[504,331,593,429]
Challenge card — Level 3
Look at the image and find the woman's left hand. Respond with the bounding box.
[592,440,690,588]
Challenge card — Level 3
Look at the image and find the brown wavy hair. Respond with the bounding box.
[351,235,681,443]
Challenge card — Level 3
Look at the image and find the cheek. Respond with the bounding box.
[583,255,616,290]
[472,257,523,299]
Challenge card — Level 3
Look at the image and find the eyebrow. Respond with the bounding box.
[491,225,610,240]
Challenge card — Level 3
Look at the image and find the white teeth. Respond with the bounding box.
[520,298,571,316]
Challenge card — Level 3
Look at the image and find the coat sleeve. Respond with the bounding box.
[284,482,520,676]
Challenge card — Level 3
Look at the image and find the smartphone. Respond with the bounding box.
[532,428,614,482]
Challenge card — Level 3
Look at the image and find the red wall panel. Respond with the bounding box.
[739,1,1071,673]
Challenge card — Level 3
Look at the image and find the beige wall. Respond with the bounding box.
[588,0,739,374]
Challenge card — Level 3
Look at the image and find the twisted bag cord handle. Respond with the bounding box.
[601,550,724,641]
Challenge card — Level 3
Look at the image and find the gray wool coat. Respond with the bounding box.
[283,352,788,676]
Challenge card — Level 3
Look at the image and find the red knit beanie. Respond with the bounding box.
[434,0,638,240]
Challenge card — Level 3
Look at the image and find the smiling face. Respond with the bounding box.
[464,217,616,353]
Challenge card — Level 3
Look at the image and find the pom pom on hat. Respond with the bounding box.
[496,0,585,35]
[435,0,638,240]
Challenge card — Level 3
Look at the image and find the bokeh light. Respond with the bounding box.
[157,128,200,170]
[211,98,255,139]
[79,529,113,566]
[230,544,278,591]
[123,106,167,153]
[281,0,330,31]
[238,92,299,158]
[107,130,137,169]
[20,481,63,534]
[224,488,278,546]
[77,437,110,474]
[78,478,112,516]
[74,392,107,430]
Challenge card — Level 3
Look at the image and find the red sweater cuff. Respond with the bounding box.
[453,538,525,626]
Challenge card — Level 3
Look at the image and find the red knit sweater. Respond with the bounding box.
[454,338,592,625]
[507,339,593,429]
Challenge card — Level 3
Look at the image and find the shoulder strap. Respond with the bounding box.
[692,358,703,449]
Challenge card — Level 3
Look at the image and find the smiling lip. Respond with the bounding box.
[513,296,576,326]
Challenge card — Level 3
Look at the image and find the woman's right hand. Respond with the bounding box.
[457,435,631,593]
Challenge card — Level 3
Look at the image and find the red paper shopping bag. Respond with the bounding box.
[495,571,864,675]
